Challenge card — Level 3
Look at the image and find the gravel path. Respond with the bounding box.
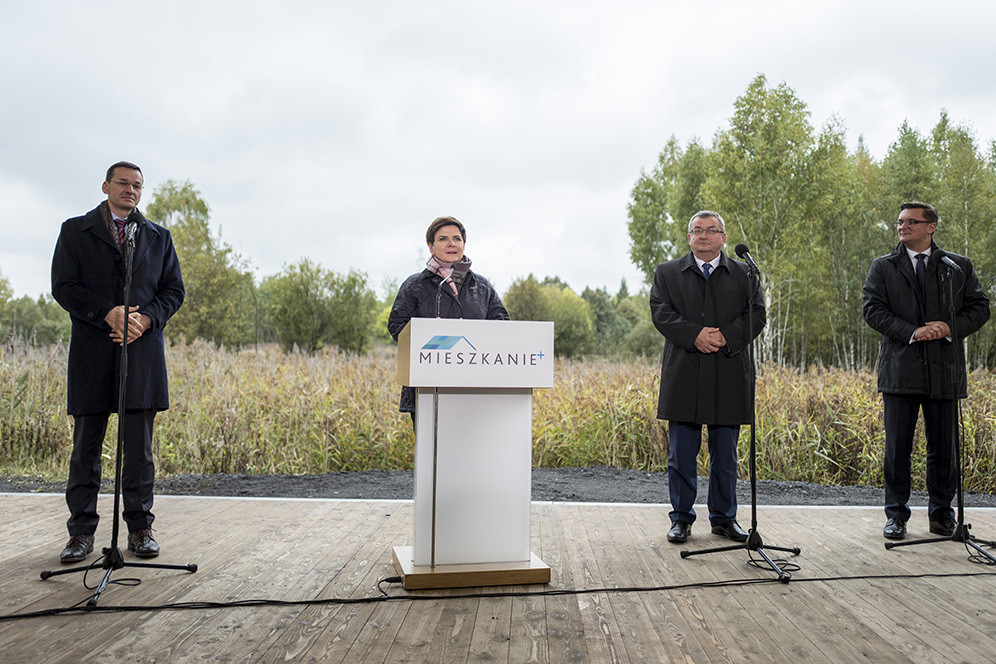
[3,466,996,507]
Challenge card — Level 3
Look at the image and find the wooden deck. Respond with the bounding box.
[1,493,995,663]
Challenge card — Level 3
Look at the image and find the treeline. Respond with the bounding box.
[628,74,996,369]
[0,181,655,358]
[5,73,996,366]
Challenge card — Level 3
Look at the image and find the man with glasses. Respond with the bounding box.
[51,161,184,562]
[650,211,765,544]
[863,202,989,540]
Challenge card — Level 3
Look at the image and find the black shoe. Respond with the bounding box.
[60,534,95,563]
[711,520,749,542]
[127,529,160,557]
[883,517,906,540]
[929,518,956,537]
[667,521,691,543]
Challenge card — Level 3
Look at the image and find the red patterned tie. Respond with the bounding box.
[115,219,126,246]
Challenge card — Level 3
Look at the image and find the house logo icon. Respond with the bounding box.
[421,335,477,351]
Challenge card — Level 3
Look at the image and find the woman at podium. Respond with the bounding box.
[387,216,509,419]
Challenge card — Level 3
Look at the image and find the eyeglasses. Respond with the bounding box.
[110,179,143,191]
[895,219,930,227]
[689,228,724,236]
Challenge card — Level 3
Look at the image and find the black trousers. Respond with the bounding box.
[882,394,956,523]
[65,409,157,536]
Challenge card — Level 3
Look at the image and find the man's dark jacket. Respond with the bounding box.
[52,205,185,415]
[387,268,508,412]
[650,251,765,426]
[862,241,989,399]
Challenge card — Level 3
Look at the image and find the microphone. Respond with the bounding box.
[435,272,453,318]
[125,219,139,246]
[940,255,961,272]
[734,243,760,273]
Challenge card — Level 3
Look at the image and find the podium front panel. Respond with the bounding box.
[412,387,532,566]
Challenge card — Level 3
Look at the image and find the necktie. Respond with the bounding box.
[915,254,927,301]
[114,219,126,246]
[702,263,712,280]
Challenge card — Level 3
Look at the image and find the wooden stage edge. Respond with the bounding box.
[392,546,551,589]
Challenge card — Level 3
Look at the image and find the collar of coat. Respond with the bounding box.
[886,240,943,269]
[681,250,731,274]
[82,203,163,246]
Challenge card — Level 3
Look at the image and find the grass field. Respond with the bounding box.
[2,340,995,494]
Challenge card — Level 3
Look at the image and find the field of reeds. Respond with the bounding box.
[2,339,995,494]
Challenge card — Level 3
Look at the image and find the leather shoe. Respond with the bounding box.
[883,517,906,540]
[711,520,749,542]
[929,518,956,537]
[127,529,160,557]
[667,521,691,543]
[60,534,95,563]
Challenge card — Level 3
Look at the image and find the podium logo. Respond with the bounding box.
[418,334,546,368]
[421,335,477,351]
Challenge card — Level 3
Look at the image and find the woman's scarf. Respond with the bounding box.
[427,255,472,296]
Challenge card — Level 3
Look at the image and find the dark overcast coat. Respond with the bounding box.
[387,268,508,412]
[650,251,765,426]
[52,205,184,415]
[862,241,989,399]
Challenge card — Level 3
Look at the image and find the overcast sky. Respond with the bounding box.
[3,1,995,301]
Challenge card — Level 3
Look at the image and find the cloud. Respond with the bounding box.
[2,0,996,300]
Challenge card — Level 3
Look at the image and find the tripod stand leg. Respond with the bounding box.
[750,546,791,583]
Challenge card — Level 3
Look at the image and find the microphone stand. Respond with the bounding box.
[41,221,197,605]
[680,255,801,583]
[884,260,996,563]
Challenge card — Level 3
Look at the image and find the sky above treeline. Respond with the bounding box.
[3,1,995,300]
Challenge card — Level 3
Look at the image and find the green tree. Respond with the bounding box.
[503,275,553,322]
[882,121,938,203]
[327,269,378,354]
[929,112,996,365]
[503,276,593,357]
[627,136,682,282]
[0,294,70,343]
[0,271,11,303]
[145,180,256,347]
[548,287,594,358]
[625,319,664,359]
[581,286,631,354]
[265,260,378,354]
[266,259,334,353]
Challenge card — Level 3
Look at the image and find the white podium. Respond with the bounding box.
[392,318,554,589]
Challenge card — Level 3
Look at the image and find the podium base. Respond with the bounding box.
[391,546,550,590]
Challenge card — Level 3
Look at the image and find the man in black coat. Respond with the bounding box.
[862,201,989,540]
[650,211,765,544]
[51,161,184,562]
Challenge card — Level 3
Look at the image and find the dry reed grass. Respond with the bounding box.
[2,340,994,493]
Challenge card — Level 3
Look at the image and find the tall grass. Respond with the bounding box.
[2,339,995,493]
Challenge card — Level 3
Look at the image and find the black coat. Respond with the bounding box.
[387,268,508,412]
[52,205,184,415]
[862,242,989,399]
[650,251,765,425]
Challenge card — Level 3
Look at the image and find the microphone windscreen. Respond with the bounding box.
[735,243,750,259]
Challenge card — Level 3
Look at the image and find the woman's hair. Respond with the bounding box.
[426,216,466,245]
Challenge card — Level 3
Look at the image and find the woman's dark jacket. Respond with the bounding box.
[387,268,508,412]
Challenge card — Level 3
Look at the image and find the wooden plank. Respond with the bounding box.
[0,496,995,664]
[260,502,415,663]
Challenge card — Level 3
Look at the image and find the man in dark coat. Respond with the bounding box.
[387,216,508,415]
[862,201,989,540]
[650,211,765,544]
[51,161,184,563]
